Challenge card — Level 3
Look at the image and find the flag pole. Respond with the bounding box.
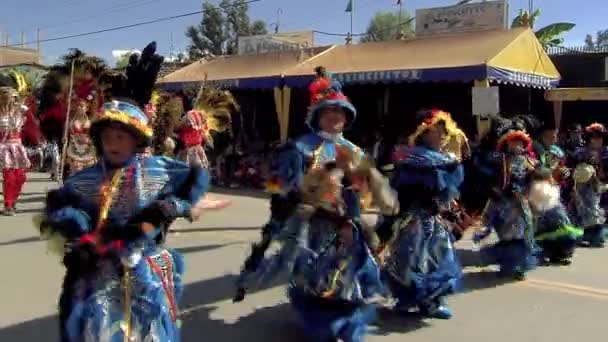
[398,1,403,39]
[349,0,354,44]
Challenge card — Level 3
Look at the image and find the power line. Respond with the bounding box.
[6,0,262,48]
[314,17,416,38]
[40,0,162,30]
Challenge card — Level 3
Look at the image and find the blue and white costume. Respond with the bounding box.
[40,44,210,342]
[475,123,539,279]
[382,110,464,320]
[570,126,608,248]
[235,67,390,341]
[46,154,208,341]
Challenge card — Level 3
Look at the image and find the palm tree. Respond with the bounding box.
[511,8,575,49]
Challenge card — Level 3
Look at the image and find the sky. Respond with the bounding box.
[1,0,605,65]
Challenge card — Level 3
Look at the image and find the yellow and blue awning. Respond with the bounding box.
[283,28,560,89]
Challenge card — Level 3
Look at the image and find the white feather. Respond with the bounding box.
[528,180,560,213]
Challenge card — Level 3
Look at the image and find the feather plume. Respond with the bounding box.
[193,87,239,146]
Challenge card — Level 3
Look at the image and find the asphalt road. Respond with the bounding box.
[0,173,606,341]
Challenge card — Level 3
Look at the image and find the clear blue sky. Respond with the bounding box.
[2,0,605,64]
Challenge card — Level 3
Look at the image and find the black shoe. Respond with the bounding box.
[233,288,246,303]
[513,271,526,281]
[3,208,15,216]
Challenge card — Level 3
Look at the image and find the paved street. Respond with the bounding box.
[1,173,607,341]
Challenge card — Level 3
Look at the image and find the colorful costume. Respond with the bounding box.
[234,67,366,301]
[382,109,463,319]
[569,123,608,248]
[531,125,582,264]
[38,49,107,178]
[0,73,31,215]
[38,43,208,342]
[474,118,539,279]
[65,100,96,173]
[234,67,393,341]
[152,93,183,157]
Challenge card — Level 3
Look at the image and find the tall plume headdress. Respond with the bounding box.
[90,42,164,151]
[189,84,240,148]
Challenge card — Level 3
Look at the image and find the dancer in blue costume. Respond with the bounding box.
[530,122,582,265]
[38,43,210,342]
[234,68,395,341]
[382,109,464,320]
[474,117,539,280]
[570,123,608,248]
[234,66,368,302]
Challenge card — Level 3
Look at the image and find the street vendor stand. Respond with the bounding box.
[545,88,608,128]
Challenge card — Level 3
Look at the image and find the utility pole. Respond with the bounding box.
[21,31,25,47]
[36,29,41,53]
[275,8,282,34]
[397,0,405,40]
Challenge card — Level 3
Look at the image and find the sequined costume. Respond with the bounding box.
[65,100,96,173]
[234,67,366,301]
[382,110,464,319]
[0,75,31,215]
[38,43,207,342]
[531,138,582,264]
[178,109,209,169]
[234,67,393,341]
[569,123,608,247]
[474,120,539,279]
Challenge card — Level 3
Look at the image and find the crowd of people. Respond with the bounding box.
[0,44,606,341]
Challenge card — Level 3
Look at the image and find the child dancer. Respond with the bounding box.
[39,43,210,342]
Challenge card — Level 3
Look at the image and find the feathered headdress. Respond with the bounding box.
[307,66,356,131]
[407,109,460,146]
[493,116,533,154]
[90,42,164,149]
[38,49,111,126]
[191,86,239,147]
[584,122,607,142]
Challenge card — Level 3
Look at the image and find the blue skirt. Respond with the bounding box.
[383,214,462,310]
[61,248,184,342]
[480,239,537,275]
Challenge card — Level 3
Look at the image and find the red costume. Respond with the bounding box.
[0,87,30,214]
[178,110,209,169]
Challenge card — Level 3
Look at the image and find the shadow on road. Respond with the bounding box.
[372,307,431,337]
[0,236,41,247]
[210,186,270,200]
[171,226,261,234]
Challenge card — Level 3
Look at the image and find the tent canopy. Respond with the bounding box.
[283,28,560,89]
[545,88,608,101]
[158,47,328,90]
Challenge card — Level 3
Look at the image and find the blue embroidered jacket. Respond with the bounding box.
[45,155,209,246]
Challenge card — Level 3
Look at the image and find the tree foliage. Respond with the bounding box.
[360,10,414,43]
[585,29,608,49]
[511,8,575,49]
[186,0,268,59]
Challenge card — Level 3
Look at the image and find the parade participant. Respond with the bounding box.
[474,117,539,280]
[234,144,392,342]
[233,66,394,303]
[381,109,463,320]
[65,99,96,173]
[152,92,183,157]
[570,123,608,248]
[529,122,582,264]
[38,49,108,177]
[177,87,237,209]
[37,42,210,342]
[177,87,237,169]
[0,73,31,215]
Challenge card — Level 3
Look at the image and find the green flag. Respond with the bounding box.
[345,0,353,12]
